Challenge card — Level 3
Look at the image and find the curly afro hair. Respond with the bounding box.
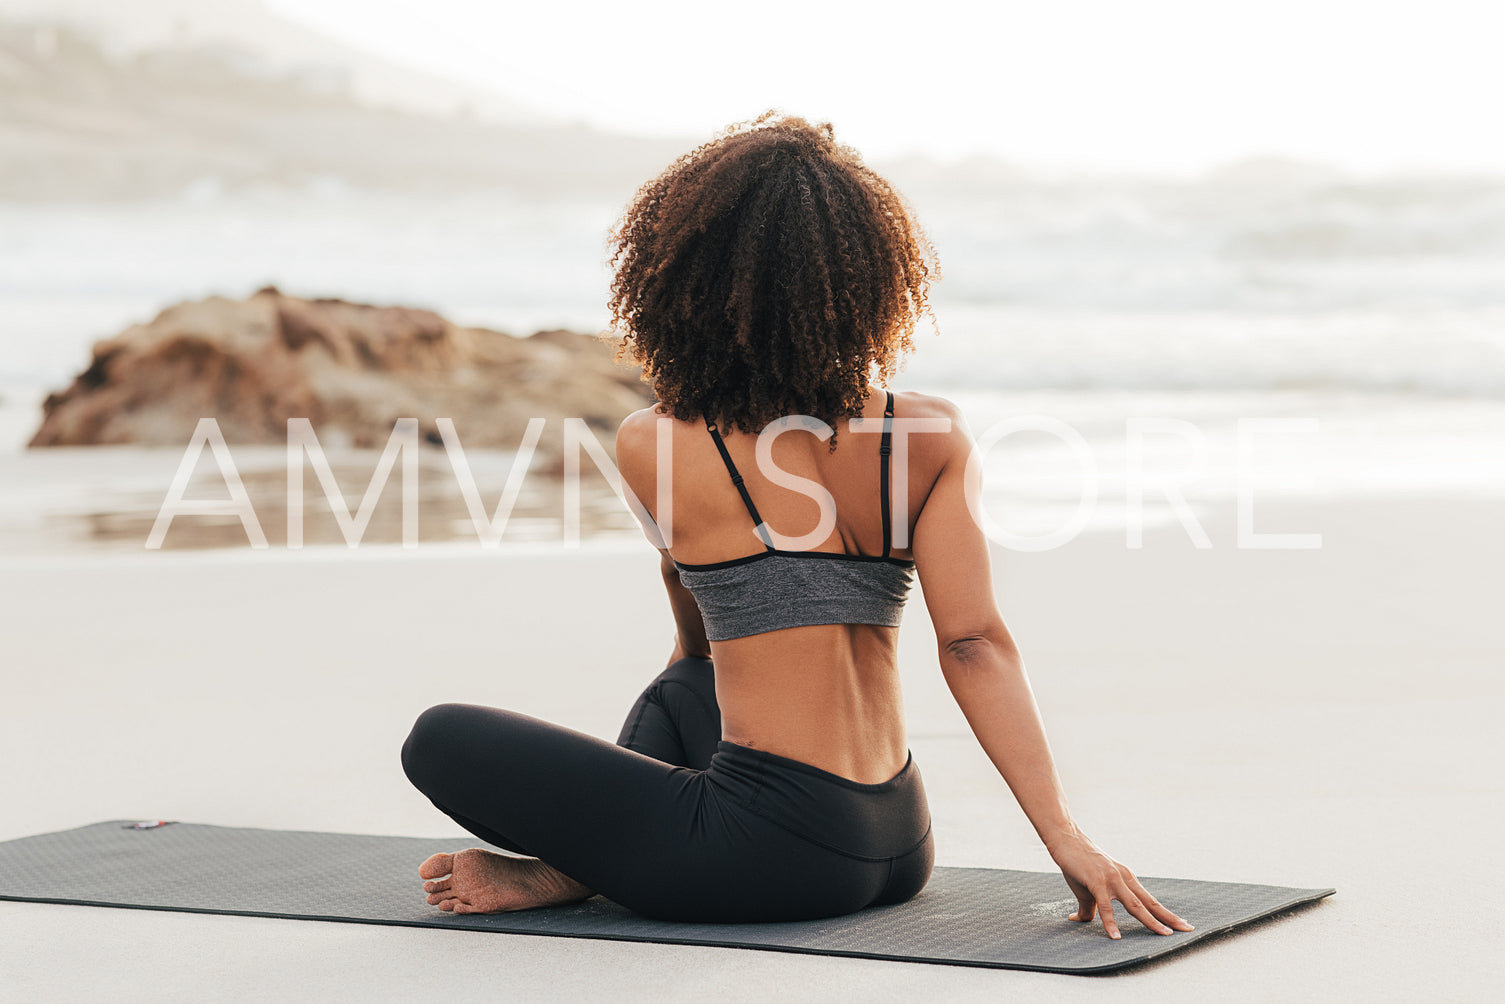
[607,111,938,440]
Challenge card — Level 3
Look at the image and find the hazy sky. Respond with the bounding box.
[266,0,1504,175]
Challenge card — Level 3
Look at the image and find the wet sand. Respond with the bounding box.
[1,496,1500,999]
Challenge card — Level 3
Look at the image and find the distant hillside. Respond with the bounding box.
[4,1,1472,210]
[0,0,543,123]
[0,14,688,201]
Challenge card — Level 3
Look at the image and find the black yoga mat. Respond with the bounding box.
[0,821,1332,974]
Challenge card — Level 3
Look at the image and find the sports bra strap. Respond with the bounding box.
[880,391,895,558]
[705,418,776,550]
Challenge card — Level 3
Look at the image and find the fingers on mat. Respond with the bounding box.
[1097,899,1121,939]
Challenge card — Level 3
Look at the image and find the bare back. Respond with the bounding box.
[617,388,955,784]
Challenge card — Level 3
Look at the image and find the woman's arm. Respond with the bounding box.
[911,398,1192,940]
[616,409,712,666]
[661,551,712,663]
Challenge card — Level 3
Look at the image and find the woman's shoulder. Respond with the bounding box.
[888,391,973,464]
[616,402,676,449]
[890,389,967,425]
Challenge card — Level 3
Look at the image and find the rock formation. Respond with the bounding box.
[28,288,654,455]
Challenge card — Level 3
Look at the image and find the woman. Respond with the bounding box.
[401,113,1192,939]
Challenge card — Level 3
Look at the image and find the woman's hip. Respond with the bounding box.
[705,741,933,865]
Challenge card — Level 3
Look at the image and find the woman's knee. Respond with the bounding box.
[655,658,718,710]
[664,654,713,674]
[401,702,480,790]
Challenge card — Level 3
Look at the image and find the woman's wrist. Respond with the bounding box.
[1036,818,1084,854]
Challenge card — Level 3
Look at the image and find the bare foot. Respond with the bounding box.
[418,848,593,914]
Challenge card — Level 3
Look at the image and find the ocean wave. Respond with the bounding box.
[908,306,1505,398]
[4,188,1505,394]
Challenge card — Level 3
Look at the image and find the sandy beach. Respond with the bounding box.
[2,492,1499,1000]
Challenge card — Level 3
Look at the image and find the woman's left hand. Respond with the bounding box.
[1046,830,1194,940]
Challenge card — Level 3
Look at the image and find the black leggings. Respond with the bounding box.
[400,657,934,923]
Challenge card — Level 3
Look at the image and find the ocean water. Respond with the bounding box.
[4,176,1505,394]
[1,179,1502,552]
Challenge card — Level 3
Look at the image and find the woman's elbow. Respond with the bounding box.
[939,630,1020,674]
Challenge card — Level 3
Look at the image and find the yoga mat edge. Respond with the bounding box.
[0,821,1336,975]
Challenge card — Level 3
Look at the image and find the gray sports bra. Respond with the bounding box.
[673,392,916,642]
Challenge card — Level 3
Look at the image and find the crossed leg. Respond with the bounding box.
[402,658,721,914]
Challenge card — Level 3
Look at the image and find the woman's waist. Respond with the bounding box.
[714,645,906,770]
[716,718,910,785]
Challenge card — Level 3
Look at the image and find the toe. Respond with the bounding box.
[436,897,457,912]
[423,878,451,894]
[419,853,453,880]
